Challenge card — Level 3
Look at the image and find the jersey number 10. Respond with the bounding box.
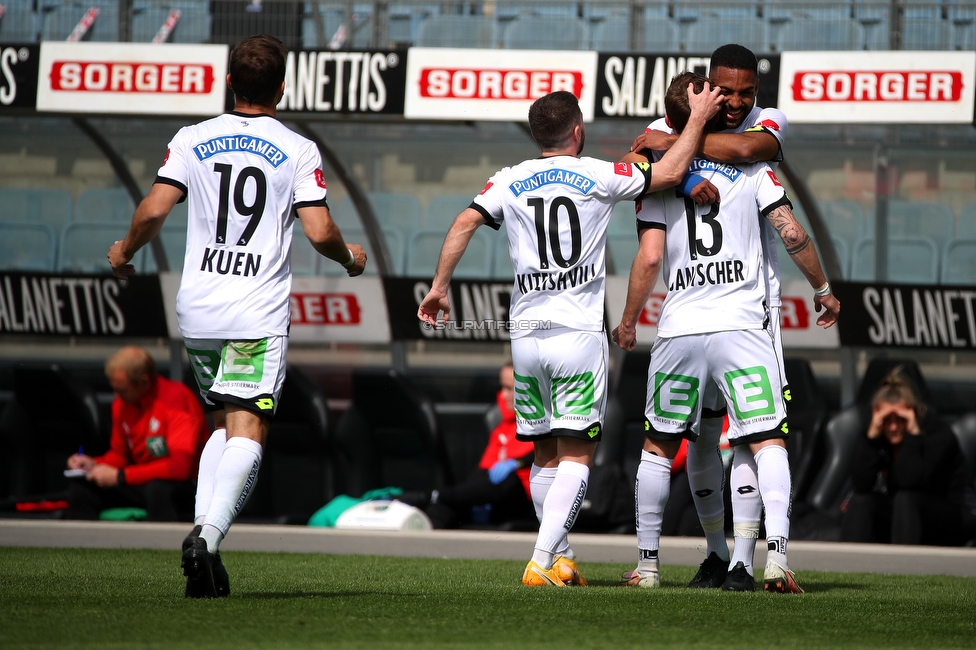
[528,196,582,270]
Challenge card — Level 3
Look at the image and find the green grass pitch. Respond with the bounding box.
[1,547,974,649]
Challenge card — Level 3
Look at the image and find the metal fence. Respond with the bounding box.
[0,1,973,51]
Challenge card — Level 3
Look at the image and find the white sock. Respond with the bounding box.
[730,448,761,575]
[530,464,573,558]
[194,428,227,525]
[755,444,792,566]
[531,461,588,569]
[687,418,729,561]
[636,450,671,569]
[200,436,262,553]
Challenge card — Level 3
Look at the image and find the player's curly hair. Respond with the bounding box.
[710,44,758,74]
[229,34,287,107]
[873,366,927,419]
[528,91,582,150]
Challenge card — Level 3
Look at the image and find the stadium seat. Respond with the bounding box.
[131,1,211,43]
[366,191,423,234]
[950,413,976,482]
[332,368,447,497]
[290,225,320,276]
[0,188,74,230]
[406,228,491,279]
[606,233,639,276]
[773,18,865,50]
[888,200,955,250]
[302,2,374,49]
[853,0,891,49]
[0,222,57,272]
[59,222,151,274]
[607,200,639,235]
[40,0,119,41]
[957,202,976,238]
[820,200,869,243]
[317,227,400,276]
[591,13,679,51]
[424,194,473,230]
[764,0,852,21]
[415,15,498,48]
[502,15,589,50]
[851,237,940,284]
[902,16,951,49]
[238,365,334,523]
[941,239,976,284]
[0,363,108,498]
[75,188,137,223]
[829,235,850,279]
[0,2,37,41]
[683,17,769,54]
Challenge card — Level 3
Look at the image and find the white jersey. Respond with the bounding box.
[157,112,329,339]
[471,156,651,338]
[648,105,788,307]
[637,159,790,337]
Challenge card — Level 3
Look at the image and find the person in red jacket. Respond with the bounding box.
[65,346,209,521]
[405,363,536,529]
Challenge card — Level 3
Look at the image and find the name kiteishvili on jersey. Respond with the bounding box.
[517,264,598,295]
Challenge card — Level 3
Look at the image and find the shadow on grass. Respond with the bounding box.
[241,590,371,600]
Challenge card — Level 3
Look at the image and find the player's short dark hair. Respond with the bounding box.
[229,34,287,106]
[710,44,758,74]
[665,71,710,134]
[528,91,581,150]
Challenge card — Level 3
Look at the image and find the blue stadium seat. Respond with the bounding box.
[75,188,136,223]
[407,228,490,279]
[318,227,401,276]
[774,18,865,50]
[888,200,955,250]
[0,2,37,41]
[683,17,769,54]
[0,222,57,272]
[902,16,951,49]
[852,237,940,284]
[291,224,320,276]
[367,191,423,233]
[40,1,119,42]
[941,239,976,284]
[58,222,150,274]
[0,188,74,229]
[491,222,513,280]
[157,221,187,273]
[608,200,639,235]
[957,202,976,238]
[319,195,361,230]
[764,0,852,21]
[502,14,589,50]
[131,1,211,43]
[303,2,373,49]
[591,13,679,51]
[415,14,498,48]
[387,3,441,45]
[606,233,639,276]
[853,0,891,49]
[424,194,473,230]
[829,235,850,280]
[821,200,869,242]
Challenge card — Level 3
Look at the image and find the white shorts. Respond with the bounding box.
[644,329,787,445]
[511,328,608,441]
[184,335,288,416]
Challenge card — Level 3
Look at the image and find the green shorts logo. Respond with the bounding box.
[726,366,777,420]
[514,372,545,420]
[552,372,595,418]
[653,373,699,422]
[186,347,220,392]
[221,339,268,382]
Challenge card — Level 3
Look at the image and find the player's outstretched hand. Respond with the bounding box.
[689,178,720,205]
[611,322,637,351]
[418,287,451,327]
[630,129,675,154]
[814,292,840,328]
[107,240,134,287]
[345,244,367,277]
[687,80,723,122]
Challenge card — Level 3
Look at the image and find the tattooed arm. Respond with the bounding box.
[765,204,841,328]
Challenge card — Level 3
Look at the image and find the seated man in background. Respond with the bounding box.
[65,346,209,521]
[405,363,536,529]
[842,367,971,546]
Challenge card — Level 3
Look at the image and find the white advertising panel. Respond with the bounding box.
[604,276,838,349]
[778,51,976,124]
[36,42,228,115]
[160,273,391,343]
[404,47,598,121]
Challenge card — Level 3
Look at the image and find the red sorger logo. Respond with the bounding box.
[758,119,781,131]
[780,297,810,330]
[791,71,963,102]
[290,293,361,325]
[614,162,632,177]
[419,69,584,100]
[49,61,216,93]
[162,148,171,165]
[314,169,327,189]
[767,170,782,187]
[638,294,666,326]
[479,181,493,195]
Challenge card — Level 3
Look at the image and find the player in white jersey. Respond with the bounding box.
[108,35,367,598]
[612,72,840,592]
[627,44,794,590]
[418,87,723,587]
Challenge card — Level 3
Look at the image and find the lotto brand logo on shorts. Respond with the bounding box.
[419,68,583,100]
[792,71,963,102]
[508,169,595,197]
[49,61,215,93]
[192,135,289,168]
[255,398,274,411]
[652,372,700,422]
